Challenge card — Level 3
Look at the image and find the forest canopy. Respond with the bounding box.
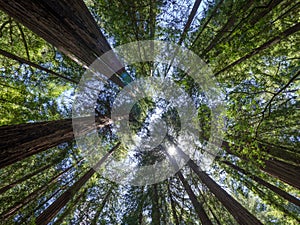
[0,0,299,224]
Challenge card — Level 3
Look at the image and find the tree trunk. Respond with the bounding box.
[53,189,87,225]
[0,48,78,83]
[221,160,300,206]
[90,186,114,225]
[187,159,263,225]
[0,116,111,169]
[177,171,213,225]
[221,140,300,189]
[35,143,120,225]
[0,0,125,87]
[214,22,300,76]
[167,183,180,225]
[0,163,74,220]
[151,184,161,225]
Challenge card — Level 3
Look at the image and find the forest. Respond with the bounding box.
[0,0,299,224]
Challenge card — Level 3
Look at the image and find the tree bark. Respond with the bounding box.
[35,143,120,225]
[0,0,125,87]
[187,159,263,225]
[177,171,213,225]
[0,116,111,169]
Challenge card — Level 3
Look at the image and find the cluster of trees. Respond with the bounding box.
[0,0,299,224]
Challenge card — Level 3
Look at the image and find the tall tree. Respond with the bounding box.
[0,116,111,168]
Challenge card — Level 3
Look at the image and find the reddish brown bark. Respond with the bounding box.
[0,116,111,169]
[0,0,125,87]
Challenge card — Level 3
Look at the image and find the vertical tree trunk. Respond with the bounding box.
[187,159,263,225]
[0,116,111,169]
[151,184,161,225]
[0,0,125,87]
[35,143,120,225]
[167,183,180,225]
[177,171,213,225]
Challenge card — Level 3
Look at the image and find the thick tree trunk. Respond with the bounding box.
[177,171,213,225]
[0,116,111,169]
[0,0,125,87]
[221,160,300,206]
[35,143,120,225]
[187,159,263,225]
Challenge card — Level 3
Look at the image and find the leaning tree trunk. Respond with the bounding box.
[0,0,125,87]
[221,140,300,189]
[35,143,120,225]
[0,163,75,220]
[0,116,111,169]
[187,160,263,225]
[177,171,213,225]
[90,186,114,225]
[221,160,300,207]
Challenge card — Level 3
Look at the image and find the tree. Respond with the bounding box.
[0,116,111,168]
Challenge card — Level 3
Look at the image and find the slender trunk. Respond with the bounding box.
[221,141,300,189]
[151,184,161,225]
[177,171,213,225]
[18,172,78,224]
[0,116,111,169]
[214,22,300,77]
[0,163,52,194]
[221,160,300,206]
[201,0,255,57]
[90,186,114,225]
[178,0,203,45]
[0,164,74,220]
[191,0,225,47]
[187,160,263,225]
[167,183,180,225]
[0,48,78,83]
[53,190,87,225]
[0,0,125,87]
[35,143,120,225]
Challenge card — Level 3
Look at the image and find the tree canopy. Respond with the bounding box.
[0,0,299,224]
